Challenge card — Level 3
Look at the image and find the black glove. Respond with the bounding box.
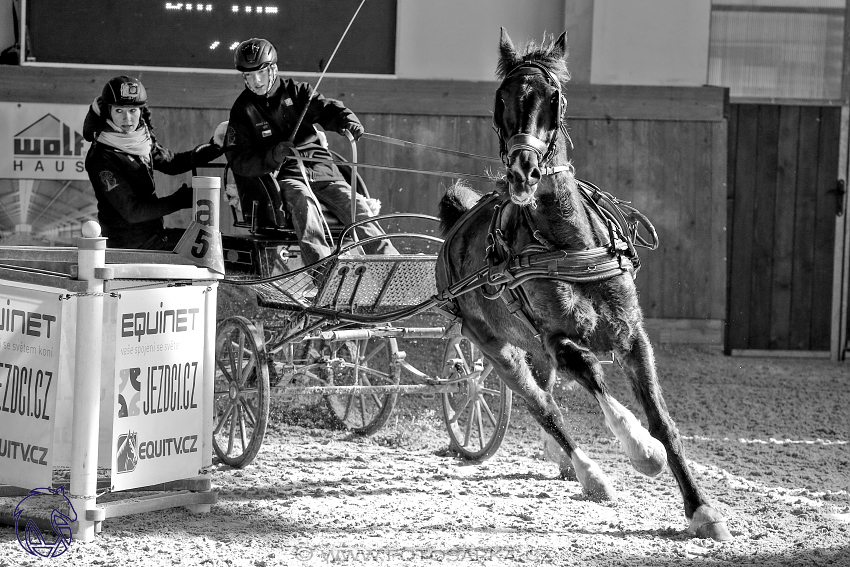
[173,183,194,209]
[273,141,296,163]
[339,122,364,141]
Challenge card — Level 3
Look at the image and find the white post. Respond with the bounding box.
[192,177,219,513]
[186,280,217,515]
[69,221,106,542]
[18,0,27,66]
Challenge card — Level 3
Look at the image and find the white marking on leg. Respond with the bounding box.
[596,393,667,477]
[570,448,616,501]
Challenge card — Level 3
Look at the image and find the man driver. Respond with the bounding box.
[225,37,398,268]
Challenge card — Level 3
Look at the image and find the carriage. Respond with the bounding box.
[210,137,512,469]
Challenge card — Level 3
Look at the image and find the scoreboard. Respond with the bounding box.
[26,1,396,74]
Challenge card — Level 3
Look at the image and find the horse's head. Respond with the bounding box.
[494,28,571,206]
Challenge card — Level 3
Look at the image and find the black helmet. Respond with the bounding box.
[234,38,277,72]
[101,76,147,107]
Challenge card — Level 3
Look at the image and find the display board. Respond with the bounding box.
[27,1,396,74]
[109,286,207,491]
[0,284,63,489]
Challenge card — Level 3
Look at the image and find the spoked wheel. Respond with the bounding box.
[213,316,270,468]
[441,336,512,461]
[324,337,400,434]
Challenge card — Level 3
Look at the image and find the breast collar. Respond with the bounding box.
[483,187,637,299]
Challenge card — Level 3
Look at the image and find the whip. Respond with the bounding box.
[287,0,367,142]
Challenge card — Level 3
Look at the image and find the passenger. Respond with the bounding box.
[225,37,398,267]
[83,75,227,250]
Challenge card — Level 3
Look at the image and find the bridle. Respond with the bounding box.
[492,61,572,176]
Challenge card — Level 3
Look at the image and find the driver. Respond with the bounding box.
[225,38,398,267]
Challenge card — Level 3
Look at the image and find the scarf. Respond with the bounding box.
[97,122,153,157]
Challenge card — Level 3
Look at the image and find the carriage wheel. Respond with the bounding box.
[213,316,270,468]
[440,337,512,461]
[324,337,400,435]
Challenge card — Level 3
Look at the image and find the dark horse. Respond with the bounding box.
[435,28,730,541]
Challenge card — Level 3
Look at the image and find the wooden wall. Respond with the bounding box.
[0,67,728,330]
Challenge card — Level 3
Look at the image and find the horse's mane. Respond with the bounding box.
[439,181,483,235]
[495,34,570,89]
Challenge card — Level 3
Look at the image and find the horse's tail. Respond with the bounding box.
[438,181,483,235]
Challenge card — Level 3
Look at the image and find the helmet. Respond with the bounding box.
[101,76,147,107]
[234,38,277,72]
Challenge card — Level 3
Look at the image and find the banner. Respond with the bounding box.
[0,286,63,489]
[0,102,91,180]
[110,286,206,491]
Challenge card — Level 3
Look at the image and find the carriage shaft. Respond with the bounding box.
[315,326,452,341]
[269,383,461,395]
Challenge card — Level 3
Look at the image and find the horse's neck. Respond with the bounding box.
[528,176,599,251]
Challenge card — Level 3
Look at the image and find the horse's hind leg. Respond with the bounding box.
[478,340,615,501]
[619,327,731,542]
[548,335,667,477]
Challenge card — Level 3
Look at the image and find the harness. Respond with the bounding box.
[437,181,656,341]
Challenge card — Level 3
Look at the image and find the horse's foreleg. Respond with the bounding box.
[539,428,576,480]
[488,346,615,501]
[597,393,667,477]
[620,328,731,542]
[549,335,665,474]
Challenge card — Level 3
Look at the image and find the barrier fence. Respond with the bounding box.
[0,178,224,543]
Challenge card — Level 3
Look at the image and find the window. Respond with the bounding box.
[708,1,845,101]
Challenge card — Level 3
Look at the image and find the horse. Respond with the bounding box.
[435,28,731,541]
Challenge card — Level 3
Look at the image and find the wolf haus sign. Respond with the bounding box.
[0,102,90,180]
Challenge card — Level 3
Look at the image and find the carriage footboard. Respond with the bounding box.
[315,254,438,314]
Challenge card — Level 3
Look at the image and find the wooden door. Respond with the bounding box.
[726,104,841,353]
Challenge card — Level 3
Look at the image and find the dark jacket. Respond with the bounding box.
[83,109,223,248]
[225,78,359,183]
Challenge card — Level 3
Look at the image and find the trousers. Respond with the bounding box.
[277,178,398,267]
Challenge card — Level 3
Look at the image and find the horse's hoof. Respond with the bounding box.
[558,464,578,482]
[627,433,666,477]
[572,448,617,501]
[582,482,618,502]
[688,506,733,542]
[629,456,665,477]
[628,440,666,477]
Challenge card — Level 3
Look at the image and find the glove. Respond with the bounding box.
[173,183,194,209]
[339,121,364,141]
[212,121,228,148]
[273,141,296,163]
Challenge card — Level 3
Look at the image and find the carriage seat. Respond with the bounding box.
[228,169,343,234]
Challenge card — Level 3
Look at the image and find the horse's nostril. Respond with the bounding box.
[529,168,542,183]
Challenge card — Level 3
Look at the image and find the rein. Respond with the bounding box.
[286,154,496,181]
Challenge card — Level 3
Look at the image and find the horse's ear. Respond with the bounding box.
[499,27,519,65]
[553,32,568,59]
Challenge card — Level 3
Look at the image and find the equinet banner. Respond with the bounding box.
[0,102,90,180]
